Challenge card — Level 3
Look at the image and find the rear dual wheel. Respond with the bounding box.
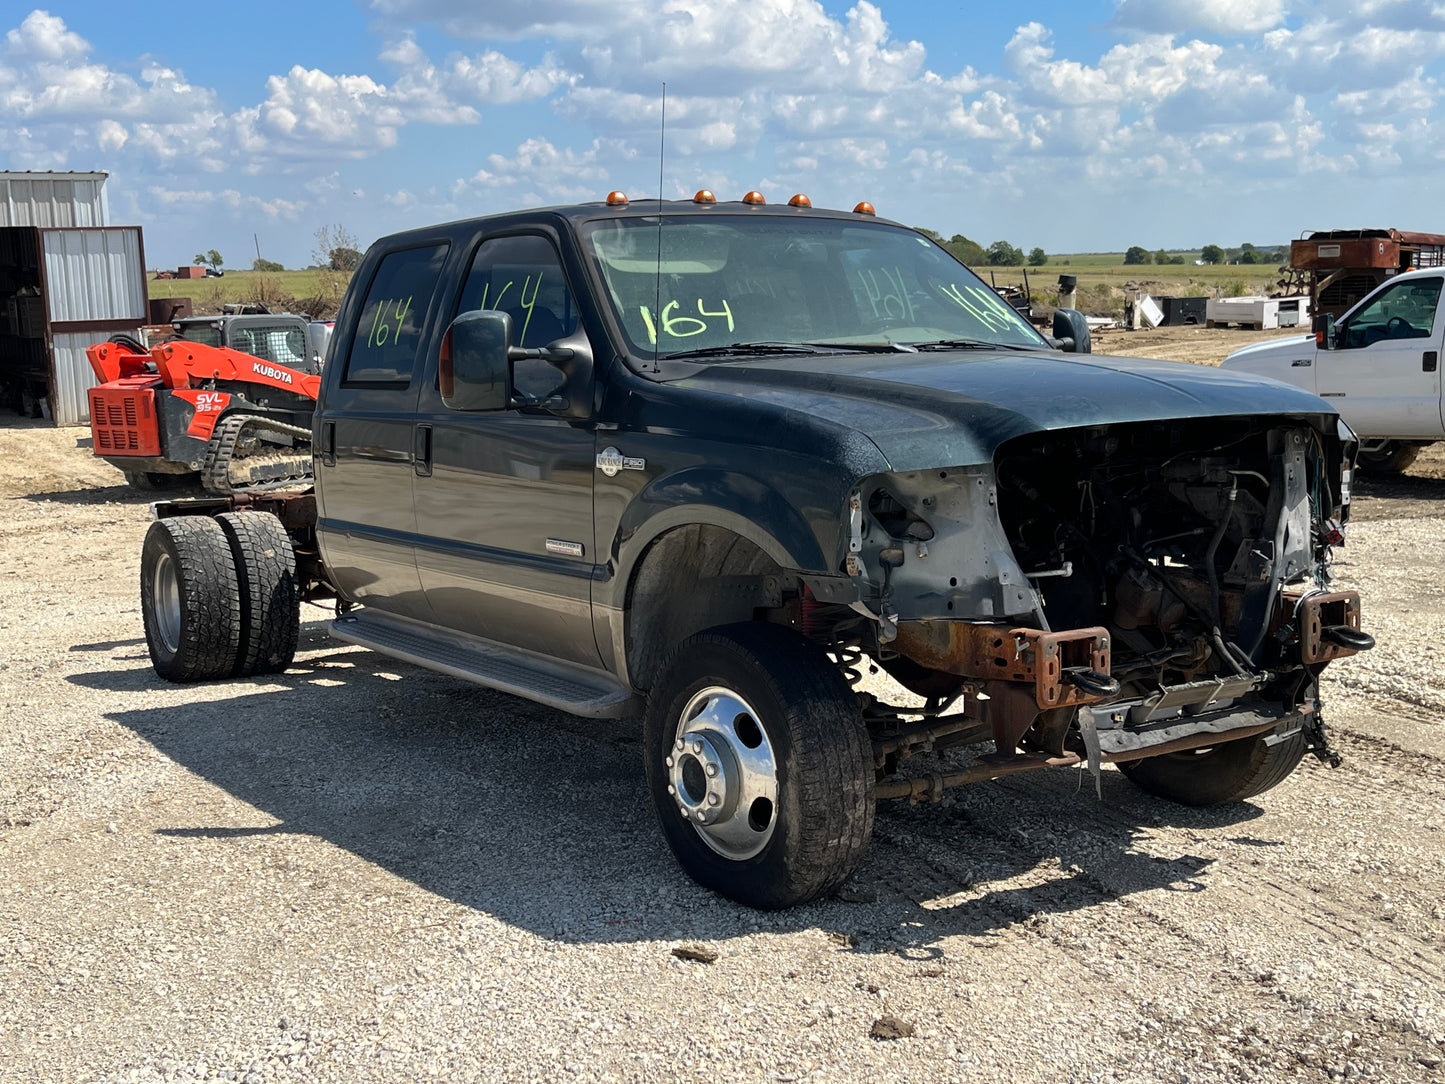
[644,623,875,909]
[140,513,298,683]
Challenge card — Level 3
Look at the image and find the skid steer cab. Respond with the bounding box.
[86,328,319,495]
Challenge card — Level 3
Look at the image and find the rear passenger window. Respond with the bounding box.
[344,243,450,384]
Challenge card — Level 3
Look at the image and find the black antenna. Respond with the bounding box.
[652,82,666,373]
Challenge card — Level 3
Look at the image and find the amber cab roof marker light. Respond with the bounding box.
[742,190,766,205]
[693,189,717,204]
[788,193,812,208]
[853,201,876,216]
[605,190,629,206]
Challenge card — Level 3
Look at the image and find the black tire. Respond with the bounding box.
[140,517,242,683]
[1356,441,1423,474]
[1118,729,1308,806]
[643,622,875,909]
[217,511,299,677]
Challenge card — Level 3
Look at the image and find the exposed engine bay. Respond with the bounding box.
[824,415,1370,785]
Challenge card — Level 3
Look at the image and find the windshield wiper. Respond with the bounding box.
[662,340,918,361]
[794,341,917,354]
[661,342,832,360]
[909,338,1040,352]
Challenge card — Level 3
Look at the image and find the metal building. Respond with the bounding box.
[1,225,147,426]
[0,171,110,228]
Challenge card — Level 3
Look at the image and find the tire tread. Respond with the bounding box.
[140,517,242,683]
[217,511,299,677]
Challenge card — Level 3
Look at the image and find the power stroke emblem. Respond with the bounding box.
[596,446,645,477]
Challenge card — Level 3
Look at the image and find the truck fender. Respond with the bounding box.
[609,467,836,601]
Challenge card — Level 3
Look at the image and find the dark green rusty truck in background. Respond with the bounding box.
[138,192,1373,908]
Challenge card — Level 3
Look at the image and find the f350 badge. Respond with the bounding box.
[596,446,645,477]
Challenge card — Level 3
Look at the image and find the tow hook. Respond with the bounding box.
[1065,668,1120,698]
[1304,706,1343,769]
[1323,625,1375,651]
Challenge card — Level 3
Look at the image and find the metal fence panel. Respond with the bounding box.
[42,228,147,323]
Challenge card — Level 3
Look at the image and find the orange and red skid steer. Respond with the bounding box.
[86,336,320,494]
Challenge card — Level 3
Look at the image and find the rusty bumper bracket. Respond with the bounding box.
[1285,589,1369,664]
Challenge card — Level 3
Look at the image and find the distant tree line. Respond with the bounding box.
[916,227,1286,268]
[914,228,1047,268]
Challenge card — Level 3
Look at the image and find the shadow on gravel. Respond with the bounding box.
[19,484,169,505]
[80,645,1271,954]
[1349,472,1445,519]
[70,637,146,652]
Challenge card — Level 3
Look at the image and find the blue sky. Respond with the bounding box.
[3,1,1442,269]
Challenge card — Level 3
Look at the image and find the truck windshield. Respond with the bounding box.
[583,215,1047,360]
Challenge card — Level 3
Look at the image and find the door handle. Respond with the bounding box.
[413,423,433,477]
[320,421,336,468]
[1425,351,1438,373]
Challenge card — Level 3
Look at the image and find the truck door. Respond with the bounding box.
[412,232,601,666]
[315,242,452,622]
[1316,274,1445,438]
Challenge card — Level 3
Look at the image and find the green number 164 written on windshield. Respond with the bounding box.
[640,299,735,344]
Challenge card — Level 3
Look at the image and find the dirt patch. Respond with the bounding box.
[2,342,1444,1083]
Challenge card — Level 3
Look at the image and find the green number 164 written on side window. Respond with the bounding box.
[367,296,413,348]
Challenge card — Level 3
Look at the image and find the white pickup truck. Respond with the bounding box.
[1221,268,1443,472]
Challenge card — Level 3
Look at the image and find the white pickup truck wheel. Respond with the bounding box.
[643,622,875,909]
[1356,441,1424,474]
[140,516,242,683]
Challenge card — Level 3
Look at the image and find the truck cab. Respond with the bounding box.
[1222,268,1445,470]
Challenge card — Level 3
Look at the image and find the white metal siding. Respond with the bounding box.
[42,228,147,323]
[51,329,141,427]
[0,173,108,227]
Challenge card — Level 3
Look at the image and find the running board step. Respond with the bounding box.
[331,610,640,719]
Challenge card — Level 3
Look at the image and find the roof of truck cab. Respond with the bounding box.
[368,199,909,248]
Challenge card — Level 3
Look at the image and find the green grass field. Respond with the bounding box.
[147,269,353,317]
[145,257,1284,322]
[972,258,1289,315]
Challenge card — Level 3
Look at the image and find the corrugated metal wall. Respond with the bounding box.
[40,227,146,426]
[42,228,146,323]
[0,174,108,227]
[50,331,107,427]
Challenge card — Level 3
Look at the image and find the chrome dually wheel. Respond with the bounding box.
[644,623,875,910]
[666,686,778,860]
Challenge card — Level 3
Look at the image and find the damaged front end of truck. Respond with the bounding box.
[821,411,1372,805]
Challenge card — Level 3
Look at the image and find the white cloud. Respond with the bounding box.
[1110,0,1288,35]
[4,9,87,60]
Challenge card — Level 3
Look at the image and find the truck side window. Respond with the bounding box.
[457,235,579,349]
[1339,276,1443,350]
[344,243,450,384]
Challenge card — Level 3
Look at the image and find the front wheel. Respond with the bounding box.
[643,623,875,909]
[1118,729,1308,806]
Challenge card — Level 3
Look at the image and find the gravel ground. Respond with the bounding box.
[4,342,1445,1083]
